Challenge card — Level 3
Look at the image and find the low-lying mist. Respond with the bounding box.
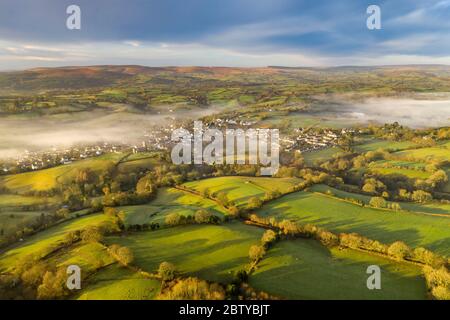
[314,95,450,129]
[0,96,448,159]
[0,106,223,159]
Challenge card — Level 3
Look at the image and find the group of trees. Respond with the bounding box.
[368,196,401,210]
[248,229,278,270]
[423,266,450,300]
[155,261,226,300]
[108,244,134,266]
[0,256,70,300]
[164,210,221,227]
[158,277,225,300]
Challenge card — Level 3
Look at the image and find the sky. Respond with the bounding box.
[0,0,449,70]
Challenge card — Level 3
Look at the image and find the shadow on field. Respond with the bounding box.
[257,192,428,249]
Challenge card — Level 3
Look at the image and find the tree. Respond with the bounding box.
[81,227,104,243]
[249,245,265,262]
[261,230,277,247]
[411,190,432,203]
[37,268,67,299]
[216,192,230,206]
[103,207,118,217]
[157,277,225,300]
[426,170,448,189]
[388,241,411,260]
[165,213,183,226]
[362,182,376,193]
[136,175,154,194]
[194,209,213,224]
[362,178,386,194]
[115,246,134,266]
[158,262,176,281]
[247,196,263,210]
[21,262,48,287]
[369,197,387,208]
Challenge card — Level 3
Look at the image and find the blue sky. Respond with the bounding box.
[0,0,449,69]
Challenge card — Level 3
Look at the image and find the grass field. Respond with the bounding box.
[368,160,431,179]
[394,141,450,162]
[310,184,450,215]
[256,190,450,255]
[119,187,229,227]
[53,242,115,275]
[302,147,343,166]
[116,153,159,173]
[0,213,114,271]
[250,239,426,300]
[0,153,125,193]
[0,194,56,207]
[76,264,160,300]
[183,176,301,207]
[0,210,47,243]
[354,139,418,153]
[106,222,264,283]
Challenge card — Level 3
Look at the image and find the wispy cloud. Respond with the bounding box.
[0,0,448,69]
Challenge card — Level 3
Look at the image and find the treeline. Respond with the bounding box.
[363,123,450,144]
[165,209,222,227]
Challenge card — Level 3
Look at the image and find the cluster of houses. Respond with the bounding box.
[0,116,357,175]
[281,128,349,152]
[1,143,127,174]
[205,118,257,128]
[0,124,180,174]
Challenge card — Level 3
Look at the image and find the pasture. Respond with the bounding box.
[76,265,160,300]
[302,147,343,166]
[368,160,430,179]
[183,176,301,207]
[250,239,426,300]
[256,190,450,255]
[0,153,125,193]
[354,139,418,153]
[310,184,450,216]
[118,187,229,227]
[106,222,264,283]
[0,213,114,271]
[394,141,450,162]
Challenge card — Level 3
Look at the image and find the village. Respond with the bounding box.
[0,115,352,174]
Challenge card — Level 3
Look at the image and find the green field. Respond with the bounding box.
[368,160,431,179]
[183,176,301,207]
[0,213,114,271]
[354,139,418,153]
[0,210,47,242]
[52,242,115,275]
[250,239,426,300]
[0,194,56,207]
[257,190,450,255]
[302,147,343,166]
[394,141,450,162]
[76,265,160,300]
[119,187,229,227]
[310,184,450,216]
[106,222,264,283]
[0,153,125,193]
[116,153,159,173]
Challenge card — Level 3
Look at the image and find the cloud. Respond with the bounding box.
[0,0,448,69]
